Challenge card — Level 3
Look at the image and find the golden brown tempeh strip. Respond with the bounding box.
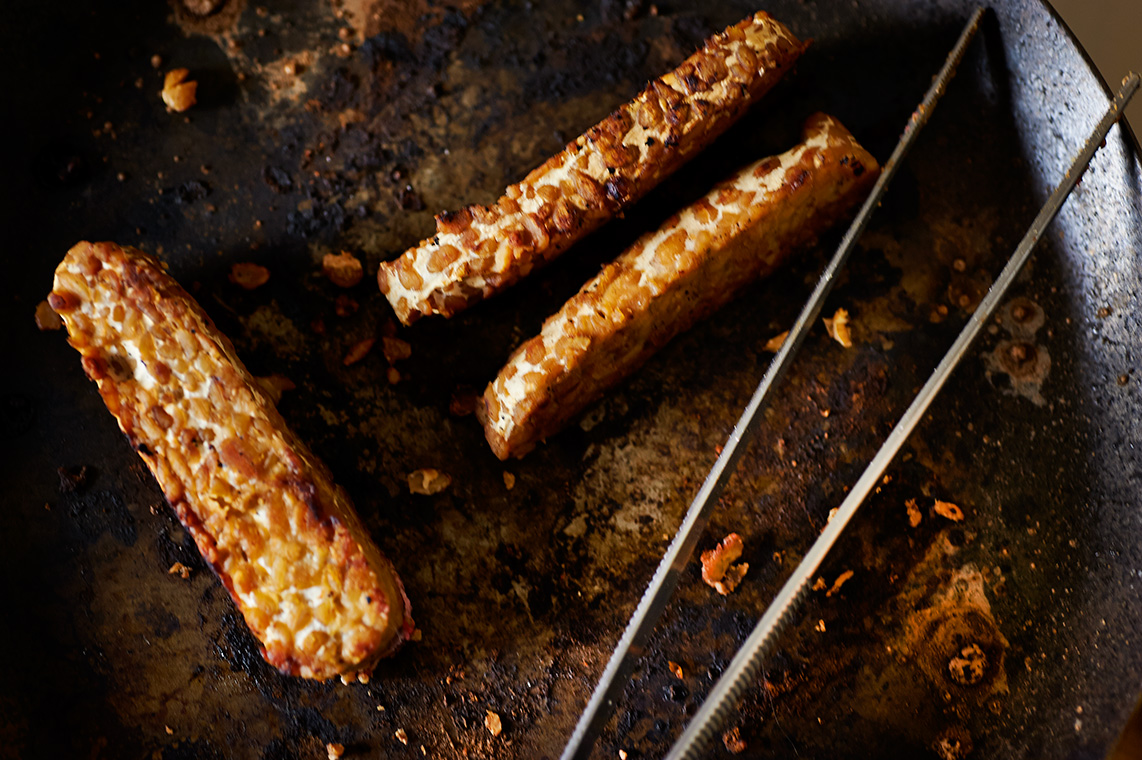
[478,114,880,459]
[378,11,808,325]
[50,242,412,680]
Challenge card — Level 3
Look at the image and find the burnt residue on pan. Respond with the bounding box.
[4,0,1142,758]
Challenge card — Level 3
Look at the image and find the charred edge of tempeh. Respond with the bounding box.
[378,11,808,325]
[50,242,412,680]
[478,113,880,460]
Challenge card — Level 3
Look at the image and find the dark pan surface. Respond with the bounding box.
[3,0,1141,758]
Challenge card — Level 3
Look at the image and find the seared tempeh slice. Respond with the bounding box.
[378,11,808,325]
[50,242,412,680]
[479,114,879,459]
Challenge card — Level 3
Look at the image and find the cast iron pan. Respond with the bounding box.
[3,0,1141,758]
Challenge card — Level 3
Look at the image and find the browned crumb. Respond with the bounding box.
[449,387,480,417]
[503,472,516,490]
[815,619,826,633]
[151,54,163,69]
[161,68,197,112]
[343,338,375,366]
[386,367,401,384]
[934,499,964,522]
[826,570,854,597]
[619,751,628,760]
[35,300,63,330]
[323,252,364,288]
[906,498,922,528]
[326,742,344,760]
[700,533,749,595]
[165,726,174,735]
[255,374,296,404]
[168,561,191,580]
[395,728,409,745]
[228,262,270,290]
[812,576,827,591]
[408,469,451,495]
[382,337,412,364]
[948,643,987,685]
[722,726,747,754]
[823,307,853,348]
[409,628,423,642]
[667,661,684,680]
[334,294,359,317]
[763,330,789,352]
[485,710,503,737]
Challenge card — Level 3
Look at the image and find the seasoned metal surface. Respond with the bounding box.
[2,1,1141,759]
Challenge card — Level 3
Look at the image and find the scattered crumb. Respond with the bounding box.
[722,726,747,754]
[161,68,197,112]
[906,498,922,528]
[815,619,826,633]
[165,726,174,735]
[826,507,839,523]
[934,499,965,522]
[395,728,408,745]
[763,330,789,352]
[450,387,480,416]
[168,562,191,580]
[376,705,385,711]
[619,751,628,760]
[326,742,344,760]
[358,672,370,684]
[151,54,163,69]
[826,570,854,597]
[948,643,988,685]
[408,469,451,495]
[410,628,423,642]
[343,338,375,366]
[700,533,749,595]
[228,262,270,290]
[386,367,401,384]
[323,252,364,288]
[35,300,63,330]
[334,294,359,317]
[382,337,412,363]
[823,307,853,348]
[255,374,296,404]
[485,710,502,737]
[812,577,826,591]
[503,472,516,490]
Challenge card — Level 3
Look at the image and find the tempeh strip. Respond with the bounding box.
[479,113,880,460]
[378,11,808,325]
[50,242,412,680]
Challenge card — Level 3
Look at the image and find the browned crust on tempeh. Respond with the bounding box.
[478,114,880,459]
[51,242,412,680]
[378,11,808,325]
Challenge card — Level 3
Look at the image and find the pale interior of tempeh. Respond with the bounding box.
[52,243,407,679]
[379,11,805,324]
[482,114,879,458]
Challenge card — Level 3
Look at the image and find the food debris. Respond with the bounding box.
[668,661,684,679]
[35,300,63,330]
[485,710,503,737]
[700,533,749,595]
[382,337,412,364]
[334,294,359,317]
[906,498,922,528]
[408,469,451,495]
[503,472,516,490]
[395,728,408,745]
[323,252,364,288]
[228,262,270,290]
[934,499,965,522]
[826,570,854,597]
[161,68,197,112]
[326,742,344,760]
[763,330,789,352]
[57,465,91,493]
[343,338,375,366]
[722,726,747,754]
[255,374,296,404]
[815,619,826,633]
[410,628,423,642]
[823,307,853,348]
[813,576,827,591]
[948,643,988,685]
[386,367,401,384]
[168,562,191,580]
[165,726,174,735]
[619,751,628,760]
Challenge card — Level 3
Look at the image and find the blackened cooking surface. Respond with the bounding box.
[3,0,1142,758]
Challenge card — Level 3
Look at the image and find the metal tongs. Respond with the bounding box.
[562,6,1141,758]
